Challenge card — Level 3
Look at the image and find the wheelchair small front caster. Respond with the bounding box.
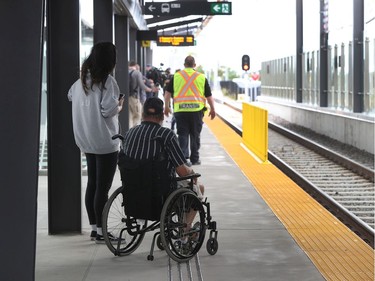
[206,238,218,255]
[147,255,154,261]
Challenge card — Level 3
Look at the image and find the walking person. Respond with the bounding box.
[161,67,174,129]
[145,64,162,97]
[128,61,156,128]
[68,42,123,243]
[164,56,216,166]
[135,63,147,105]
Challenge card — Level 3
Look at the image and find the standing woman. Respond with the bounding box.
[68,42,124,243]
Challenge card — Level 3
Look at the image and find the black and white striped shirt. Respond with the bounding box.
[122,121,186,178]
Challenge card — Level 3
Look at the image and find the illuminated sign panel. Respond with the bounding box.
[145,2,232,16]
[157,35,195,46]
[142,40,151,48]
[210,2,231,15]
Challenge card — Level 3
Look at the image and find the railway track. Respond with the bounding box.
[215,100,375,247]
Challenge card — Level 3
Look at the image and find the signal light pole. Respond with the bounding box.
[242,55,251,101]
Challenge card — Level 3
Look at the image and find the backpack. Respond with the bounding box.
[154,68,163,86]
[147,67,163,86]
[129,70,136,96]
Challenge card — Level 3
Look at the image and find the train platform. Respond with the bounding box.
[35,112,373,281]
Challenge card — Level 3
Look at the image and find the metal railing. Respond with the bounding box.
[261,37,375,115]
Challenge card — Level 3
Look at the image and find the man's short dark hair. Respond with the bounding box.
[143,97,164,119]
[184,56,195,68]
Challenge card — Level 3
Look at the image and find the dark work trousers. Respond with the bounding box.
[85,151,118,227]
[174,111,204,163]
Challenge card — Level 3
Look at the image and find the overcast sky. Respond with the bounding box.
[81,0,375,73]
[152,0,297,72]
[153,0,375,73]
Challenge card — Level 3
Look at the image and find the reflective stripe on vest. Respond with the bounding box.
[173,69,205,112]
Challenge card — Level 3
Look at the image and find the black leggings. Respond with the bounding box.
[85,151,118,228]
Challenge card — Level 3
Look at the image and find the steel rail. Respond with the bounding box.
[268,122,374,182]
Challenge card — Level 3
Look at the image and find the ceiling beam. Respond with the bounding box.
[148,17,203,30]
[146,16,179,25]
[157,25,199,36]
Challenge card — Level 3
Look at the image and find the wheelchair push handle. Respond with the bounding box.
[176,173,201,182]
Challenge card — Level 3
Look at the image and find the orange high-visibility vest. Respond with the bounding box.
[173,68,206,112]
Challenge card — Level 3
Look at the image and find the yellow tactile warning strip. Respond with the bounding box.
[204,115,374,281]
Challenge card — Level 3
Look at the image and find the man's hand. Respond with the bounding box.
[164,91,172,117]
[164,106,171,117]
[209,109,216,120]
[118,96,124,112]
[206,96,216,120]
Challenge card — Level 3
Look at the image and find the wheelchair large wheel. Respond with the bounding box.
[160,188,206,263]
[102,186,147,256]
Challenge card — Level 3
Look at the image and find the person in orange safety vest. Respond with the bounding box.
[164,56,216,166]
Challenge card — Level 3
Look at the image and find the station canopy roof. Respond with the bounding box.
[143,0,215,37]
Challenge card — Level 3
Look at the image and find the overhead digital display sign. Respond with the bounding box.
[157,35,195,46]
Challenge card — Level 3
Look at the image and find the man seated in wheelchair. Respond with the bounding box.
[118,97,204,228]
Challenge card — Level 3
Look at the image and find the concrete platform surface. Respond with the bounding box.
[35,123,324,281]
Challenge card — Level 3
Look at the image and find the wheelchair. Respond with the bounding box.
[101,136,219,263]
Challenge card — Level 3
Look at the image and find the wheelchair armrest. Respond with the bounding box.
[112,134,124,141]
[176,173,201,182]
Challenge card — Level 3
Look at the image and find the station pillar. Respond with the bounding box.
[94,0,113,43]
[352,0,364,113]
[115,15,130,132]
[296,0,303,103]
[47,0,81,234]
[319,0,329,107]
[0,1,44,280]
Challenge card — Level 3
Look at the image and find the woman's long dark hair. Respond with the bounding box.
[81,42,117,94]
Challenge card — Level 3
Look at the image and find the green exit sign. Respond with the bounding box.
[210,2,232,15]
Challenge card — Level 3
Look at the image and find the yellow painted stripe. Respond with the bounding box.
[204,115,374,281]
